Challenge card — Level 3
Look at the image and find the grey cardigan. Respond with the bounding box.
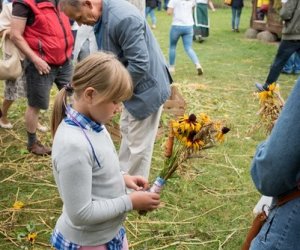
[280,0,300,40]
[52,122,132,246]
[98,0,172,120]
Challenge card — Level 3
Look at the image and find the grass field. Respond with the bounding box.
[0,4,299,250]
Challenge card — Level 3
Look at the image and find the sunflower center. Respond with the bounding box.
[188,114,197,122]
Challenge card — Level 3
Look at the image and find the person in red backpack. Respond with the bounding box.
[10,0,74,155]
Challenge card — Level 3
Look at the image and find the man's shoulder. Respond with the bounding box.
[105,0,142,20]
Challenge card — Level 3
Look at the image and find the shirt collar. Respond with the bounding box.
[64,105,103,133]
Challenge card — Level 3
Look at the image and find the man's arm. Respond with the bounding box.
[279,0,297,21]
[115,16,150,86]
[10,17,50,74]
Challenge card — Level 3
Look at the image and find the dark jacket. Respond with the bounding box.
[146,0,157,9]
[231,0,244,8]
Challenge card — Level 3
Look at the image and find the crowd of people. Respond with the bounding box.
[0,0,300,249]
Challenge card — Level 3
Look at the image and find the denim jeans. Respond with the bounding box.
[163,0,169,10]
[231,7,242,30]
[250,197,300,250]
[282,51,300,74]
[265,40,300,86]
[145,7,156,25]
[169,25,200,66]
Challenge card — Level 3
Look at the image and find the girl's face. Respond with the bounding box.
[90,100,121,124]
[75,87,121,124]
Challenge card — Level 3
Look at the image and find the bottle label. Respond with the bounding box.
[149,177,166,193]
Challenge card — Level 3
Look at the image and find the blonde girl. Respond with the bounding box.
[50,52,160,250]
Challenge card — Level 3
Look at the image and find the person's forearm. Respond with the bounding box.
[167,8,173,15]
[10,34,39,63]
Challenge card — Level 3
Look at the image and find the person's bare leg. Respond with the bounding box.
[0,99,14,125]
[25,105,39,134]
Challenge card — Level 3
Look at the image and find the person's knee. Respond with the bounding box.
[26,106,40,116]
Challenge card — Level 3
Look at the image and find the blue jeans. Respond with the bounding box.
[145,7,156,25]
[265,40,300,86]
[163,0,169,10]
[169,25,200,66]
[282,51,300,74]
[157,0,162,11]
[250,197,300,250]
[231,7,242,30]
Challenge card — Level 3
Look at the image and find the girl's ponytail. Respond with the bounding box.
[51,86,70,138]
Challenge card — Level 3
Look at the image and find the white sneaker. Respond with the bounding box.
[151,24,156,29]
[37,123,49,133]
[168,66,175,73]
[0,119,13,129]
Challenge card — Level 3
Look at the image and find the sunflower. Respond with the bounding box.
[185,131,205,151]
[172,114,201,136]
[215,126,231,142]
[199,113,211,125]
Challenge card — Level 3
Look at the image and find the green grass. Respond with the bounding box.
[0,6,298,250]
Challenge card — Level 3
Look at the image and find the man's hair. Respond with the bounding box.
[59,0,81,10]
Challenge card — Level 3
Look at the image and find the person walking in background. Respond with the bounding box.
[193,0,215,43]
[50,52,160,250]
[231,0,244,32]
[60,0,172,180]
[249,77,300,249]
[282,51,300,75]
[10,0,74,155]
[256,0,300,91]
[146,0,158,29]
[167,0,203,75]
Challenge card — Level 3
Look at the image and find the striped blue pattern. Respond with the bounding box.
[64,105,103,133]
[50,227,125,250]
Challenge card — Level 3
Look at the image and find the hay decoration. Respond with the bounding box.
[256,83,285,134]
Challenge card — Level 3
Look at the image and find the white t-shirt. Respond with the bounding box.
[168,0,196,26]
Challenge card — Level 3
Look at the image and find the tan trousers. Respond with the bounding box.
[119,106,163,179]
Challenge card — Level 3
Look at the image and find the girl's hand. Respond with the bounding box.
[123,175,149,191]
[129,191,160,211]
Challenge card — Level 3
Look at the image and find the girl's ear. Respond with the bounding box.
[83,87,96,104]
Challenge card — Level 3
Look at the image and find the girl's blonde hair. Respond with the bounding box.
[51,52,133,137]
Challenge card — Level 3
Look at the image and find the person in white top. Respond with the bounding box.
[167,0,203,75]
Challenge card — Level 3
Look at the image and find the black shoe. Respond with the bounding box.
[235,29,240,33]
